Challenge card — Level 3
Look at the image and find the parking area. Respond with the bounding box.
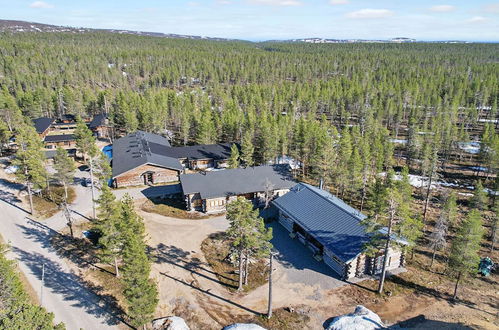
[113,183,182,201]
[269,222,346,290]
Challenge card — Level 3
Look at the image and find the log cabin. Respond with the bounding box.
[272,183,406,280]
[180,164,295,213]
[111,131,184,188]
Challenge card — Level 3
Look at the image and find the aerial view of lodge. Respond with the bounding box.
[0,3,497,330]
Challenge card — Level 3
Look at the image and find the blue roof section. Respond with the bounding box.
[272,183,369,263]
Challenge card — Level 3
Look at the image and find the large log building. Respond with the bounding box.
[273,183,406,280]
[111,131,184,188]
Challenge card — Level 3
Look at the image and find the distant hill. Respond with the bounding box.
[0,19,233,41]
[0,19,473,44]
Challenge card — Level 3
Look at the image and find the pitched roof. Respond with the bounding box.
[272,183,369,263]
[89,113,108,128]
[180,164,295,199]
[33,117,54,134]
[112,131,182,178]
[162,143,235,160]
[44,134,75,142]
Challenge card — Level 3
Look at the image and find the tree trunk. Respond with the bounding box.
[63,182,68,202]
[377,213,393,294]
[244,254,249,286]
[453,272,461,300]
[27,181,34,215]
[423,165,435,224]
[429,246,437,269]
[238,250,244,291]
[267,252,273,319]
[114,256,120,277]
[89,157,97,220]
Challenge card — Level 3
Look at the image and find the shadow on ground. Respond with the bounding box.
[13,219,124,326]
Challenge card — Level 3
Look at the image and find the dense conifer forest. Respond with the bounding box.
[1,33,498,196]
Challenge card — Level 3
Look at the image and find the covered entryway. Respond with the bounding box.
[142,171,155,185]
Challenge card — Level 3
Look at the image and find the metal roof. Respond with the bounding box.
[111,131,182,178]
[89,113,107,128]
[44,134,75,142]
[272,183,369,263]
[33,117,54,134]
[180,164,295,199]
[161,143,235,160]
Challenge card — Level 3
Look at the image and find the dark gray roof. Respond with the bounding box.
[162,143,235,160]
[44,134,75,142]
[272,183,369,263]
[112,131,182,178]
[180,164,295,199]
[45,148,76,159]
[89,113,107,128]
[33,117,54,134]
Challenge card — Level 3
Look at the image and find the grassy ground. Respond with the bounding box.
[200,232,269,293]
[239,307,311,330]
[141,196,217,220]
[31,185,76,219]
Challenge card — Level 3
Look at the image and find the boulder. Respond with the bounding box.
[152,316,190,330]
[327,305,385,330]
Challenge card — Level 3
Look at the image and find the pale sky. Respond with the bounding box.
[1,0,498,41]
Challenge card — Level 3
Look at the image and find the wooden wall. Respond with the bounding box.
[114,164,179,188]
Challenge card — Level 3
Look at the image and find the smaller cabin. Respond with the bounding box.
[180,165,295,213]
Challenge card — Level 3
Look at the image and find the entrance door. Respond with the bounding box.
[143,172,154,185]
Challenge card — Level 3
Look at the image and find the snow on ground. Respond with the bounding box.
[478,119,498,123]
[152,316,190,330]
[389,138,407,144]
[381,172,475,191]
[458,141,481,154]
[484,188,499,196]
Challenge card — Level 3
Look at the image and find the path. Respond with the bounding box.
[0,170,119,329]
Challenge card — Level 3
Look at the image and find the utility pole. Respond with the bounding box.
[40,263,45,305]
[267,252,274,319]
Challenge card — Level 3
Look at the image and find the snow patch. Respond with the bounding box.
[458,141,480,154]
[389,139,407,144]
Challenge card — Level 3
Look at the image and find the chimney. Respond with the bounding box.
[319,178,324,190]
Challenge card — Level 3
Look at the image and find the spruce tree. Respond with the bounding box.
[448,210,484,300]
[471,180,488,211]
[119,195,158,328]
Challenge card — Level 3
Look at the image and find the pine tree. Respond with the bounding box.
[0,119,9,156]
[228,143,240,169]
[428,211,448,268]
[94,186,122,277]
[74,116,95,162]
[241,130,255,167]
[119,195,158,328]
[12,124,47,215]
[226,197,272,290]
[448,209,484,300]
[53,147,75,201]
